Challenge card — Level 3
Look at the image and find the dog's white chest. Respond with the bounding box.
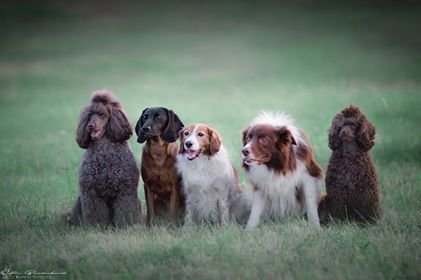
[249,164,301,219]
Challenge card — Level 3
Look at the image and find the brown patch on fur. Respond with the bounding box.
[296,141,323,179]
[178,125,195,154]
[242,124,297,175]
[231,164,242,194]
[295,187,304,210]
[179,124,222,156]
[198,124,222,156]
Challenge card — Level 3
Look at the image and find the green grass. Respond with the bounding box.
[1,1,420,279]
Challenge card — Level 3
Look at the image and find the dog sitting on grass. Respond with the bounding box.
[135,107,185,226]
[66,90,142,227]
[319,105,381,224]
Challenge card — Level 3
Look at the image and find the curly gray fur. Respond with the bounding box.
[66,90,142,227]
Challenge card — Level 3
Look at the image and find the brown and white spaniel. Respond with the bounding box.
[176,124,245,226]
[242,112,323,230]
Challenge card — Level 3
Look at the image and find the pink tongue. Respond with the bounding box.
[91,130,101,138]
[187,150,197,158]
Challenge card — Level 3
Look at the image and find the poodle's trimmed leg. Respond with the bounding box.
[318,193,330,225]
[113,194,142,228]
[144,185,156,226]
[80,195,111,226]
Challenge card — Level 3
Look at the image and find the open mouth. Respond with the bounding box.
[186,148,202,161]
[243,158,260,165]
[242,156,268,165]
[90,128,104,140]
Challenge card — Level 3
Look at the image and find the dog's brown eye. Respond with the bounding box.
[259,137,269,144]
[198,132,204,137]
[184,131,189,136]
[246,136,252,142]
[98,113,105,118]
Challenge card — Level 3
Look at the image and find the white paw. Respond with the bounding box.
[246,221,258,230]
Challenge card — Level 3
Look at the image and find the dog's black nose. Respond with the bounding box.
[242,148,249,157]
[88,123,95,130]
[185,141,193,148]
[142,126,151,133]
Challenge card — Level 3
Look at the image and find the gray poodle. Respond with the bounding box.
[66,90,142,227]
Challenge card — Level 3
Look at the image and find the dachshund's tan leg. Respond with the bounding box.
[169,187,180,226]
[145,185,155,226]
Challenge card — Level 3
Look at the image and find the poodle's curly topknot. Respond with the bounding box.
[319,105,380,224]
[90,89,122,109]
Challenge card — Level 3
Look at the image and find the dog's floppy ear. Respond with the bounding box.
[356,117,376,151]
[178,128,186,154]
[75,106,91,149]
[328,112,344,150]
[106,107,132,143]
[136,108,148,143]
[208,126,222,155]
[276,126,296,149]
[242,127,250,146]
[162,109,184,143]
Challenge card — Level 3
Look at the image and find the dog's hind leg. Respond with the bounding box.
[80,195,112,227]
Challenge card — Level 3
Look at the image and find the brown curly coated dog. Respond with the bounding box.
[66,90,142,227]
[319,105,381,224]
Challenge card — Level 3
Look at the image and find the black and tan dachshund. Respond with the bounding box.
[135,107,185,225]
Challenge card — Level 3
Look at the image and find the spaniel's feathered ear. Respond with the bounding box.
[135,108,148,144]
[162,109,184,143]
[106,108,132,143]
[178,128,186,154]
[75,106,91,149]
[356,117,376,152]
[328,112,344,151]
[276,126,296,149]
[208,126,222,155]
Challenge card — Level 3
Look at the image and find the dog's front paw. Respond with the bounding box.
[245,221,259,230]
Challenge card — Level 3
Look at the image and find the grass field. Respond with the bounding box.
[0,1,420,279]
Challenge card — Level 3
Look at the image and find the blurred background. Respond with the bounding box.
[1,0,420,172]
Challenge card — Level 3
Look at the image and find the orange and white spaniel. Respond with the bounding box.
[176,124,246,226]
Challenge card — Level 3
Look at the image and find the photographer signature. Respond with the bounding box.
[1,266,67,279]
